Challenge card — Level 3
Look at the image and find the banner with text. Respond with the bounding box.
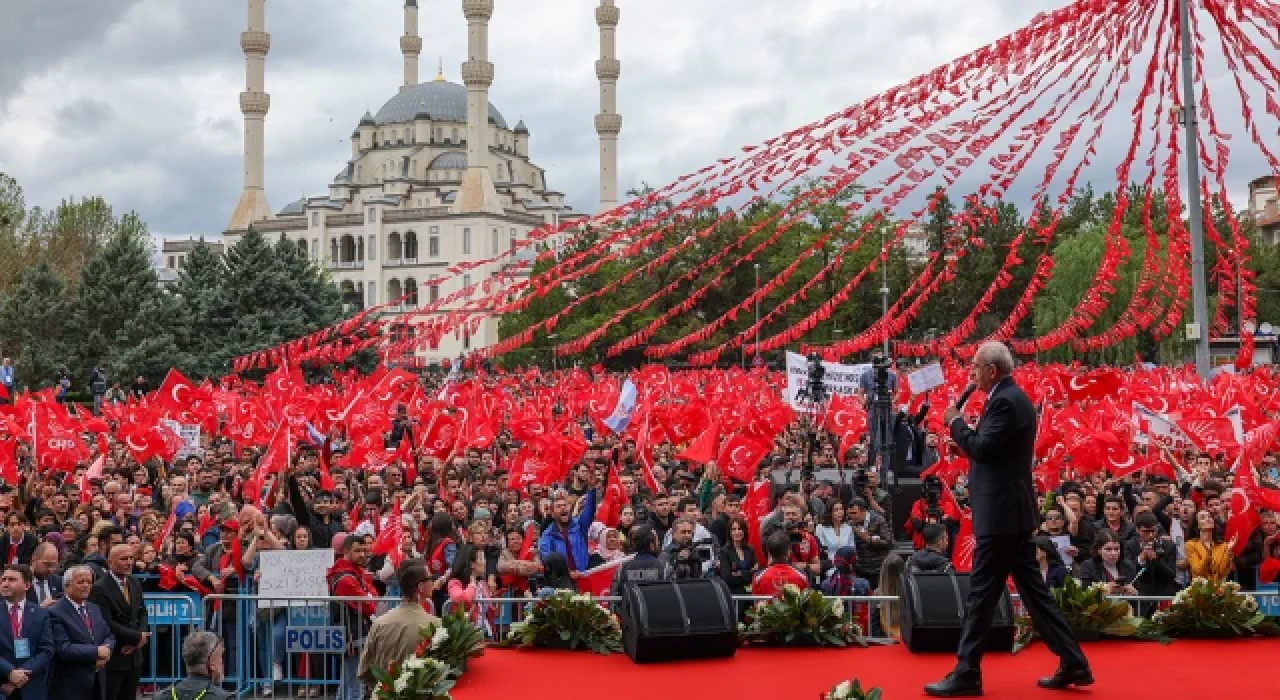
[785,351,871,411]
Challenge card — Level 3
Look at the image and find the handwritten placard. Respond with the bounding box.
[259,548,335,599]
[907,363,946,395]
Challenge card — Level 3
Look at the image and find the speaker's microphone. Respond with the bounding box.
[955,384,977,410]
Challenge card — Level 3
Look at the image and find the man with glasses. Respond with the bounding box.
[925,342,1090,697]
[1124,512,1177,614]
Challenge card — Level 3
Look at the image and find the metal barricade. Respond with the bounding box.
[442,595,624,643]
[202,594,418,699]
[142,592,205,687]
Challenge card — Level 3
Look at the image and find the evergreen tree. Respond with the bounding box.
[71,215,184,385]
[0,260,73,390]
[172,242,233,378]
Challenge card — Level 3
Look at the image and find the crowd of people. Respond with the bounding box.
[0,358,1278,698]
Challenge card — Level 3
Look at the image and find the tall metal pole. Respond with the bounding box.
[1179,0,1211,379]
[881,229,891,355]
[754,263,761,364]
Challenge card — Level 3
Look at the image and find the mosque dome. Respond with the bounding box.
[373,80,508,128]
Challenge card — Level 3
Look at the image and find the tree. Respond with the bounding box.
[70,215,185,385]
[172,242,233,378]
[0,260,73,390]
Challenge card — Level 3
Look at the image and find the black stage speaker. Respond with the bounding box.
[619,578,738,663]
[898,570,1016,653]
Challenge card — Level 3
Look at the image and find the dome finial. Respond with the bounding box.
[435,56,445,81]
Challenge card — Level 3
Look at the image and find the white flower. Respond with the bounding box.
[571,593,591,603]
[430,626,449,649]
[834,681,852,698]
[404,657,425,671]
[392,675,409,695]
[830,598,845,616]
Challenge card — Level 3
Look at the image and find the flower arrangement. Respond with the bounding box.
[1051,577,1143,638]
[821,678,882,700]
[413,607,485,678]
[503,591,623,654]
[1142,578,1265,638]
[369,657,455,700]
[741,585,866,647]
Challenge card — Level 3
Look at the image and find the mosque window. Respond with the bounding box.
[369,235,376,261]
[428,277,439,303]
[312,239,319,259]
[491,227,499,255]
[311,212,318,227]
[297,239,308,258]
[167,256,175,268]
[429,233,439,258]
[463,329,471,350]
[452,128,459,143]
[463,228,471,255]
[510,228,517,252]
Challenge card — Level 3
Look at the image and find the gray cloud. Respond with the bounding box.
[0,0,1272,241]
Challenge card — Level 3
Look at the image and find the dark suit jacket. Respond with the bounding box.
[87,574,146,672]
[0,535,38,567]
[49,598,114,700]
[0,601,54,700]
[26,577,63,607]
[949,376,1039,537]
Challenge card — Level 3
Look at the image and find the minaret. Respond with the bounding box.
[401,0,422,91]
[456,0,502,214]
[595,0,622,212]
[228,0,273,231]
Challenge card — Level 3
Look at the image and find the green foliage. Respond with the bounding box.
[740,585,866,647]
[369,657,454,700]
[1053,577,1143,635]
[501,591,623,654]
[1141,578,1266,638]
[0,261,74,390]
[415,607,485,678]
[823,678,882,700]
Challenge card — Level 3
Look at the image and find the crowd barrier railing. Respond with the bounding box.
[139,590,1264,694]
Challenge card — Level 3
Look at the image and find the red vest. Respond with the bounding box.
[427,538,454,575]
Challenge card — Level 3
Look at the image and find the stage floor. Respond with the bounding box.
[451,638,1277,699]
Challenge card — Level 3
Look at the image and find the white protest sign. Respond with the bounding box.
[785,351,871,410]
[259,548,336,600]
[161,420,203,460]
[907,363,946,395]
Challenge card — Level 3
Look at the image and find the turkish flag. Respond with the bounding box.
[1063,369,1124,403]
[742,479,772,563]
[595,466,626,528]
[951,510,975,573]
[0,441,17,486]
[718,433,772,483]
[824,394,867,437]
[676,419,720,466]
[154,369,198,413]
[372,499,406,568]
[420,411,460,460]
[574,556,633,597]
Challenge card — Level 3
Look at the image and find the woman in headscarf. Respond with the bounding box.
[587,526,624,568]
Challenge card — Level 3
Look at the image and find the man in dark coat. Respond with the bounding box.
[49,566,114,700]
[925,342,1090,697]
[0,516,39,567]
[87,546,148,700]
[0,564,54,700]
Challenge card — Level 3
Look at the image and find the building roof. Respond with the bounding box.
[428,152,467,171]
[374,80,508,128]
[278,198,306,216]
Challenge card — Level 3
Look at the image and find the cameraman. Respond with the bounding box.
[905,475,960,551]
[659,516,715,579]
[848,497,893,588]
[609,525,664,596]
[1123,512,1177,615]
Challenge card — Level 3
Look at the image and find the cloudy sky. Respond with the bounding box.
[0,0,1271,240]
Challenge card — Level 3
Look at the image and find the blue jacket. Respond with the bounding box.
[49,598,114,700]
[0,601,54,700]
[537,490,597,572]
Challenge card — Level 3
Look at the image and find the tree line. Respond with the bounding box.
[0,172,345,393]
[500,182,1273,368]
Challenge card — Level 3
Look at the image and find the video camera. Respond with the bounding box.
[922,475,944,520]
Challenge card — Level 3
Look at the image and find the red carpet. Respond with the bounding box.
[451,639,1278,699]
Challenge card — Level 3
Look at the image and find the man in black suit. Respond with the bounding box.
[0,564,54,700]
[87,545,148,700]
[0,515,38,567]
[925,342,1090,697]
[49,565,113,700]
[26,544,62,608]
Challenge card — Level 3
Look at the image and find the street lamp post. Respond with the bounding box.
[1177,0,1211,379]
[881,229,891,356]
[547,334,558,373]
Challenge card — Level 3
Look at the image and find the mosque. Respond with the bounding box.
[221,0,623,363]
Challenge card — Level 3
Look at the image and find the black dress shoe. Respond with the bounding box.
[1037,666,1094,690]
[924,672,983,697]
